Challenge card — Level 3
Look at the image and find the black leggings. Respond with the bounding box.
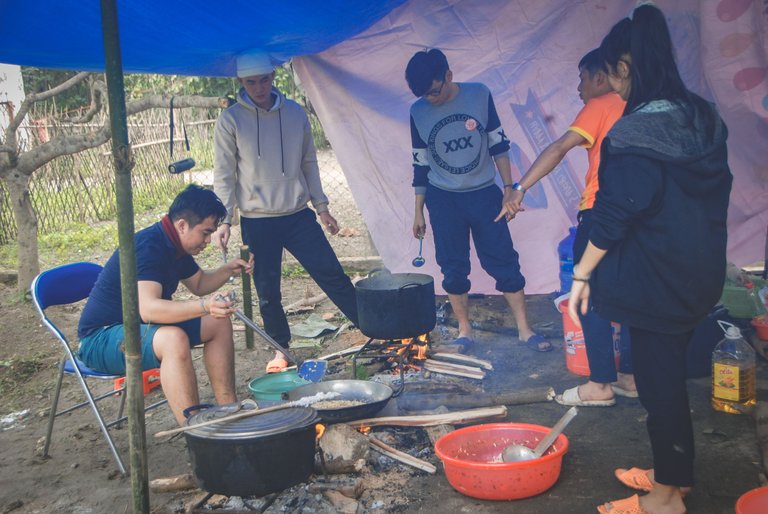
[630,326,695,487]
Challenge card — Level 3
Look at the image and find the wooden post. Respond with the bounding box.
[240,245,254,349]
[100,0,149,511]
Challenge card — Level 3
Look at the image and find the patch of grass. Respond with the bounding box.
[0,243,17,269]
[281,264,308,278]
[39,222,119,261]
[0,353,50,398]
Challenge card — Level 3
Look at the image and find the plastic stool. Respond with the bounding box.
[114,368,161,396]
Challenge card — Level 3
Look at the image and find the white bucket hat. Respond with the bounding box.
[236,51,274,78]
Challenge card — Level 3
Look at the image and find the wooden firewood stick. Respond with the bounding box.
[424,359,485,374]
[368,436,437,474]
[429,352,493,370]
[397,387,555,412]
[347,405,507,428]
[149,473,197,493]
[423,360,485,379]
[423,366,484,380]
[307,478,364,499]
[284,345,364,371]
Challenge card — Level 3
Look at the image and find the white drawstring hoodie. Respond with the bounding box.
[213,86,328,223]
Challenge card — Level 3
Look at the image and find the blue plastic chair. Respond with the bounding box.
[31,262,167,474]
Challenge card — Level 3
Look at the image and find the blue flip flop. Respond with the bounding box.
[454,336,475,350]
[522,333,553,352]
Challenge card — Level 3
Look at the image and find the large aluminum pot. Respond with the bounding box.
[355,271,436,340]
[184,404,318,497]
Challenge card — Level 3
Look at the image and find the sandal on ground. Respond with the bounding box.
[453,336,475,350]
[555,385,616,407]
[615,468,654,492]
[597,495,650,514]
[612,384,639,398]
[521,333,553,352]
[265,356,289,374]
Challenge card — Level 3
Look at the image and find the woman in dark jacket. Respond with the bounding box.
[568,5,732,514]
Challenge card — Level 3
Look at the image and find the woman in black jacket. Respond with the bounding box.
[569,5,732,514]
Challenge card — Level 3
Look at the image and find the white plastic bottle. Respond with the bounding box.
[711,321,756,414]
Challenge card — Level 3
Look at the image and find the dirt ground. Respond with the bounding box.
[1,272,767,513]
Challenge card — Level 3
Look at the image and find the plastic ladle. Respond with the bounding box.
[412,237,425,267]
[501,406,578,462]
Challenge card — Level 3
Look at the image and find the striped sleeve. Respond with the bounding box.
[486,93,510,156]
[410,114,429,194]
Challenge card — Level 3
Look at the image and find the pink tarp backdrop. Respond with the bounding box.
[295,0,768,294]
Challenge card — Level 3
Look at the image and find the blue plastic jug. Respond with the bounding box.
[557,227,577,293]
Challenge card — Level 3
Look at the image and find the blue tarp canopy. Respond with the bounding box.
[0,0,406,75]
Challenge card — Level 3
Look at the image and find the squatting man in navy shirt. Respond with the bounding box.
[78,185,251,425]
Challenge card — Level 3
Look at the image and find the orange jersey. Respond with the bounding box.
[568,92,625,210]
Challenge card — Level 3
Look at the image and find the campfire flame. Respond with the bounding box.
[385,334,430,373]
[315,423,326,441]
[357,425,371,435]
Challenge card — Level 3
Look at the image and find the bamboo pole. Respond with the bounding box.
[240,246,254,349]
[100,0,149,511]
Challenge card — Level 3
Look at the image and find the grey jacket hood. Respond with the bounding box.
[237,86,285,113]
[605,100,729,197]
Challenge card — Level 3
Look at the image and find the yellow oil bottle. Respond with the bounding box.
[711,321,756,414]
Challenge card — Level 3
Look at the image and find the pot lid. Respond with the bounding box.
[185,404,318,440]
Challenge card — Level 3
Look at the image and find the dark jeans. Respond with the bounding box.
[240,208,358,348]
[630,326,695,487]
[425,184,525,295]
[574,209,633,383]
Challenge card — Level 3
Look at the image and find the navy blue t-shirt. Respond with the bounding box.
[78,222,200,339]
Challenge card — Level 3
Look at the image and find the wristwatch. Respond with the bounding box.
[511,182,526,193]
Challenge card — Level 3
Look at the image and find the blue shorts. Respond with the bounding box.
[78,318,201,375]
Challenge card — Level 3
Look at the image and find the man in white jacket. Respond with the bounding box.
[213,51,358,373]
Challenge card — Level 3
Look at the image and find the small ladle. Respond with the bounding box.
[412,237,425,267]
[501,406,578,462]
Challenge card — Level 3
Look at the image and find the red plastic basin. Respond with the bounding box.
[434,422,569,500]
[736,486,768,514]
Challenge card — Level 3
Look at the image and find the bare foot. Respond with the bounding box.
[639,484,687,514]
[614,372,637,392]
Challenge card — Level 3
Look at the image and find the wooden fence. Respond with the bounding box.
[0,108,217,244]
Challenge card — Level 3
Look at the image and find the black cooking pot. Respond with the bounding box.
[355,271,436,340]
[284,380,394,423]
[184,404,318,497]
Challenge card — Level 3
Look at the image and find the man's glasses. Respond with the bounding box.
[422,79,445,99]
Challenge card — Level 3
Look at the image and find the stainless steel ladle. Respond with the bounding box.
[501,406,578,462]
[412,237,425,267]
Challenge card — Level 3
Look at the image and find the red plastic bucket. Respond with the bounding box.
[555,295,620,376]
[556,296,589,376]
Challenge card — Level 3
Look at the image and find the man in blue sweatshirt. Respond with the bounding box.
[213,51,358,373]
[406,49,550,352]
